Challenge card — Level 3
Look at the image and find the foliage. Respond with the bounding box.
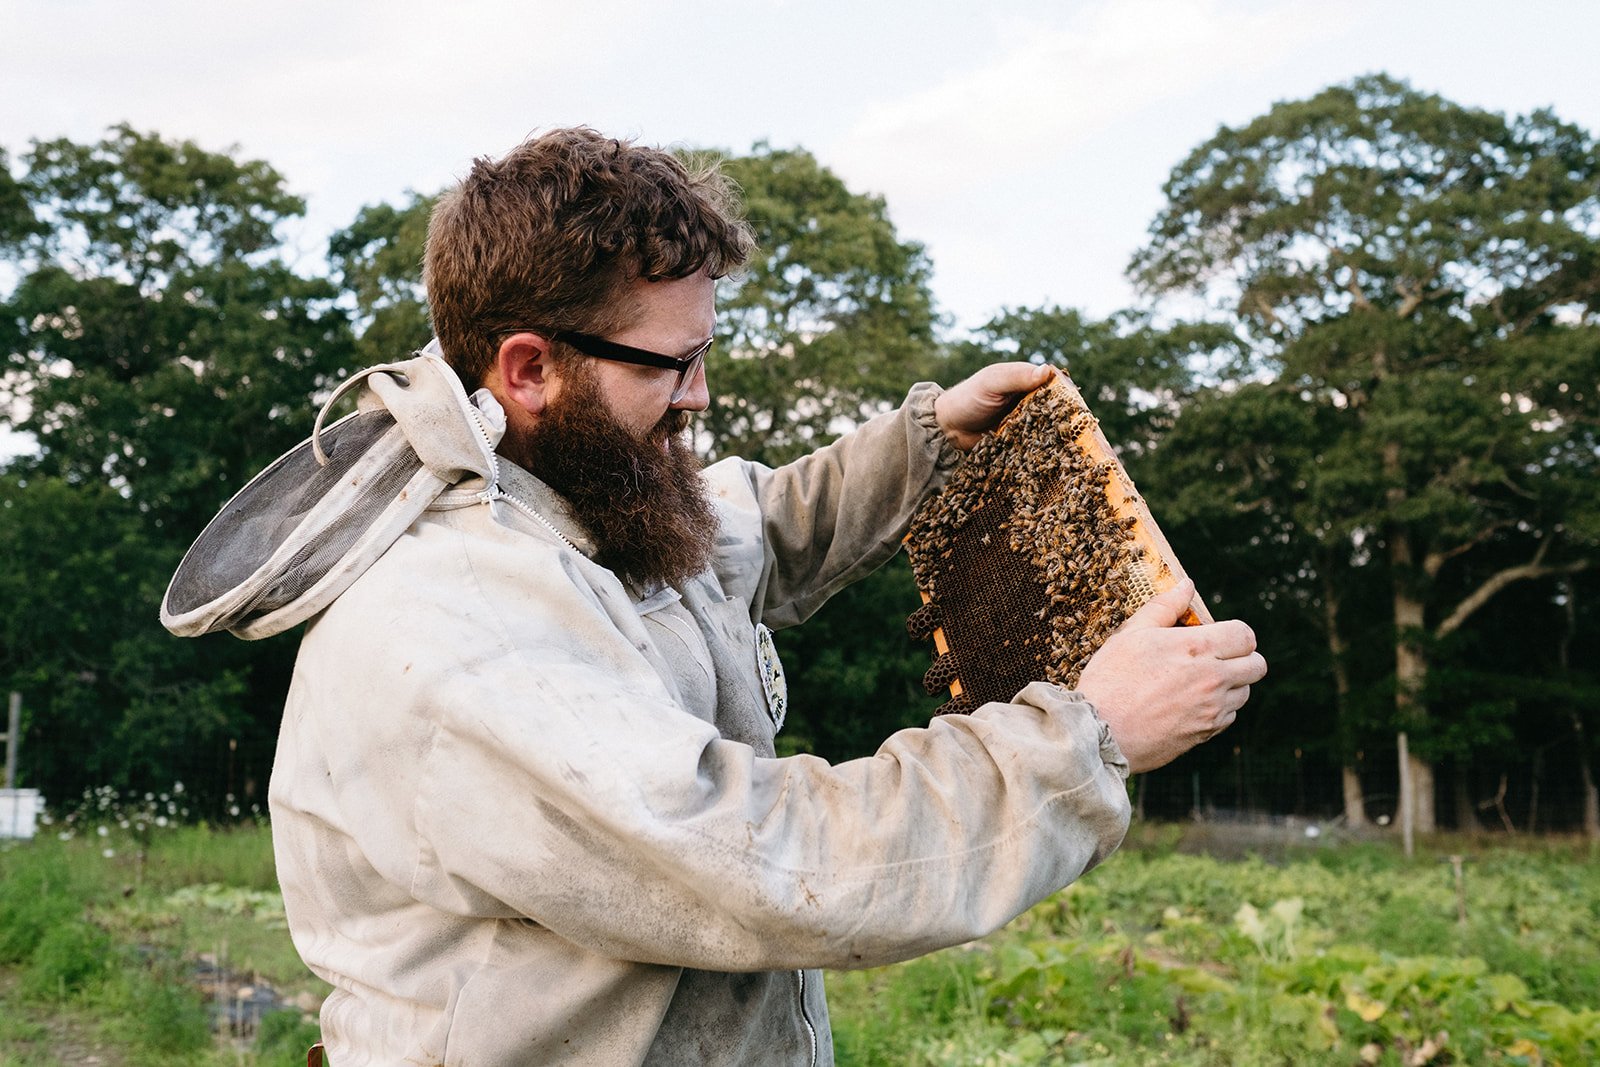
[5,821,1598,1064]
[777,556,941,760]
[705,143,941,465]
[254,1010,326,1066]
[1131,74,1600,827]
[832,838,1600,1065]
[953,306,1237,453]
[0,823,326,1065]
[98,959,215,1058]
[17,920,115,1000]
[0,126,355,810]
[0,851,83,964]
[2,93,1598,828]
[327,191,434,365]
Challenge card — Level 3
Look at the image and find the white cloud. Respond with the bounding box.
[828,0,1353,205]
[815,0,1376,324]
[4,0,1596,333]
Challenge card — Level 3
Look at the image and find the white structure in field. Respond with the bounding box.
[0,788,41,839]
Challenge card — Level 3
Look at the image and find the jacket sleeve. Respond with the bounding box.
[380,533,1132,974]
[704,381,959,630]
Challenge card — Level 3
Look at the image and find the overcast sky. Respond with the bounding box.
[4,0,1599,333]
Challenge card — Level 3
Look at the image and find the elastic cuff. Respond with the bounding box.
[1067,691,1131,781]
[906,381,962,473]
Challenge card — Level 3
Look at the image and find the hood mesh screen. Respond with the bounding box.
[166,410,416,619]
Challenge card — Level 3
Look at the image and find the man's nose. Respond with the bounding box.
[670,362,710,412]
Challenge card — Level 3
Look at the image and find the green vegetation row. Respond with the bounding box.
[4,820,1597,1065]
[0,818,321,1067]
[833,830,1600,1065]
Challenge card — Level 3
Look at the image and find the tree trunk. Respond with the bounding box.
[1398,731,1415,857]
[1321,568,1367,828]
[1577,726,1600,841]
[1397,679,1436,833]
[1341,766,1367,829]
[1390,527,1437,834]
[1452,761,1481,833]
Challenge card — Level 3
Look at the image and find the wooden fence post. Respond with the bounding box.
[2,692,18,790]
[1398,731,1414,859]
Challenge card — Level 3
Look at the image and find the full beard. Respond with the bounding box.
[514,365,719,589]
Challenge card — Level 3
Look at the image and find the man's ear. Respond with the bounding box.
[492,332,558,417]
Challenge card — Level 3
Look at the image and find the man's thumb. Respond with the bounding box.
[1121,579,1195,631]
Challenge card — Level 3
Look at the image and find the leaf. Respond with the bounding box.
[1346,990,1388,1022]
[1234,902,1265,943]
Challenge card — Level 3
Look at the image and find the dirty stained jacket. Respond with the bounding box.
[260,358,1133,1066]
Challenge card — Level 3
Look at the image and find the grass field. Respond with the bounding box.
[2,808,1597,1066]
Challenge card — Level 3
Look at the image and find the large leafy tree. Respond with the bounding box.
[949,305,1234,449]
[1133,75,1600,832]
[327,191,435,366]
[0,126,354,806]
[1148,380,1399,825]
[706,145,940,466]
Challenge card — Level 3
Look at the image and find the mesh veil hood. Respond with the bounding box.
[161,347,504,640]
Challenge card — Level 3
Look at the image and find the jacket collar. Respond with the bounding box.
[494,458,601,561]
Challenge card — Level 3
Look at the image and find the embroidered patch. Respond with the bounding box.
[754,623,788,733]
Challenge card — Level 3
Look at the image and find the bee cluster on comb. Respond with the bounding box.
[904,372,1206,715]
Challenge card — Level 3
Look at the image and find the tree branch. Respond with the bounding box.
[1346,272,1373,310]
[1422,518,1517,578]
[1435,546,1591,639]
[1244,290,1284,330]
[1394,264,1441,319]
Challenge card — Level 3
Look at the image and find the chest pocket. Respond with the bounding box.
[696,595,787,753]
[637,590,717,724]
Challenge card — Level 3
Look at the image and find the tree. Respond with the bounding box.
[706,144,940,465]
[952,305,1236,447]
[327,192,434,365]
[1133,75,1600,831]
[0,126,354,806]
[1148,379,1399,825]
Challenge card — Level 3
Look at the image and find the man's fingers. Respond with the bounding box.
[1221,652,1268,688]
[1120,580,1196,632]
[980,361,1053,399]
[1207,707,1239,740]
[1198,620,1260,662]
[935,362,1055,449]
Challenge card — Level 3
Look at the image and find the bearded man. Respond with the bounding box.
[164,128,1264,1065]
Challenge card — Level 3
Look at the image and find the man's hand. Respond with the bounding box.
[1076,581,1266,775]
[934,362,1055,451]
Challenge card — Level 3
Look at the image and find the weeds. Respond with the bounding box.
[3,807,1598,1066]
[0,798,322,1067]
[834,839,1600,1065]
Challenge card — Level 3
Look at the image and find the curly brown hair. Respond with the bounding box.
[423,128,754,388]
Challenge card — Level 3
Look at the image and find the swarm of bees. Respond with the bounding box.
[904,372,1190,714]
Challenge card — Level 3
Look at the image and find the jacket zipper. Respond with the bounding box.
[463,400,581,553]
[796,969,818,1067]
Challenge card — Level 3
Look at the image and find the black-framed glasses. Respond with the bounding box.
[550,330,713,404]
